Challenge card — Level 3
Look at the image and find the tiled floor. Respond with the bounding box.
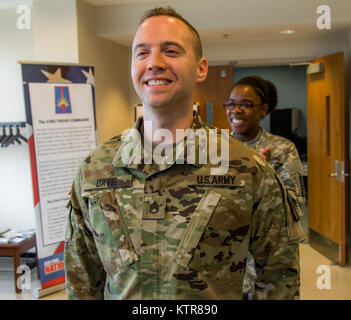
[1,243,351,300]
[300,244,351,299]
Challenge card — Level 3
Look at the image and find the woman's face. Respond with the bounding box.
[225,84,268,142]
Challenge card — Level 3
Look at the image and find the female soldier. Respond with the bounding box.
[224,75,305,299]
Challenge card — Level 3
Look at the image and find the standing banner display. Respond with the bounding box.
[21,63,97,295]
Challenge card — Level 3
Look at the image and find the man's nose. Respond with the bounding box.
[147,51,166,70]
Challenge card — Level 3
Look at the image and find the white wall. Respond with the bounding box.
[77,0,131,144]
[0,5,35,231]
[0,0,79,231]
[32,0,79,63]
[0,8,33,121]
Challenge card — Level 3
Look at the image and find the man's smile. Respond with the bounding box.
[145,79,172,86]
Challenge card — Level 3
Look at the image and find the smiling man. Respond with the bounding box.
[64,7,305,300]
[131,10,207,144]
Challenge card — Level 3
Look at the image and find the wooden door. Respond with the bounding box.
[193,65,233,130]
[307,52,346,265]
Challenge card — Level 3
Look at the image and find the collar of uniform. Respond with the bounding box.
[112,111,205,172]
[112,116,143,168]
[231,127,264,145]
[183,110,208,168]
[245,127,263,146]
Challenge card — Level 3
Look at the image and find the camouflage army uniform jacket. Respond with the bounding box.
[231,127,305,298]
[64,113,305,300]
[240,127,305,220]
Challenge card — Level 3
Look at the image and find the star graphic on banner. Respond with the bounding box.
[40,68,71,83]
[81,68,95,87]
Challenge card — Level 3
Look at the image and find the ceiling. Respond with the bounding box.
[86,0,172,5]
[68,1,351,65]
[2,0,348,66]
[84,0,351,66]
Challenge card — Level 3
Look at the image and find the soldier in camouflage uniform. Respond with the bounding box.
[64,8,305,300]
[224,75,306,299]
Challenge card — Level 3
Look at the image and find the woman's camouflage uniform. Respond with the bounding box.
[234,127,306,299]
[64,114,305,300]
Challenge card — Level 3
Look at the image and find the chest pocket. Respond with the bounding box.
[174,189,222,268]
[174,174,252,271]
[84,189,139,275]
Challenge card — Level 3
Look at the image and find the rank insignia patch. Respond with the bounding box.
[143,195,165,220]
[149,201,160,214]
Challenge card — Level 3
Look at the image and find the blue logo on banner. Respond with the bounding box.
[38,252,65,284]
[55,86,72,114]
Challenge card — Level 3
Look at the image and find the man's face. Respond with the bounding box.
[131,15,207,110]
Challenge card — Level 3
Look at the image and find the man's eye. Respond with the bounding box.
[242,103,253,108]
[165,49,178,55]
[136,51,147,58]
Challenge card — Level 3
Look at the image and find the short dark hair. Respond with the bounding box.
[233,76,278,114]
[139,6,203,60]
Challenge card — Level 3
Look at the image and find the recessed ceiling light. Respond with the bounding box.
[280,29,296,34]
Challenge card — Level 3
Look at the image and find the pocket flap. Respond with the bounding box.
[174,190,222,268]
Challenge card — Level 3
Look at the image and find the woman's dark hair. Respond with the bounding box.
[233,76,278,114]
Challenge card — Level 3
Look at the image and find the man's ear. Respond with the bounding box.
[197,58,208,83]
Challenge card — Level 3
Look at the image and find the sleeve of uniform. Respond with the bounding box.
[275,143,305,222]
[249,165,302,300]
[64,165,106,300]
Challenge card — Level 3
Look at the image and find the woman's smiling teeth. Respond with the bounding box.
[232,119,244,125]
[147,79,171,86]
